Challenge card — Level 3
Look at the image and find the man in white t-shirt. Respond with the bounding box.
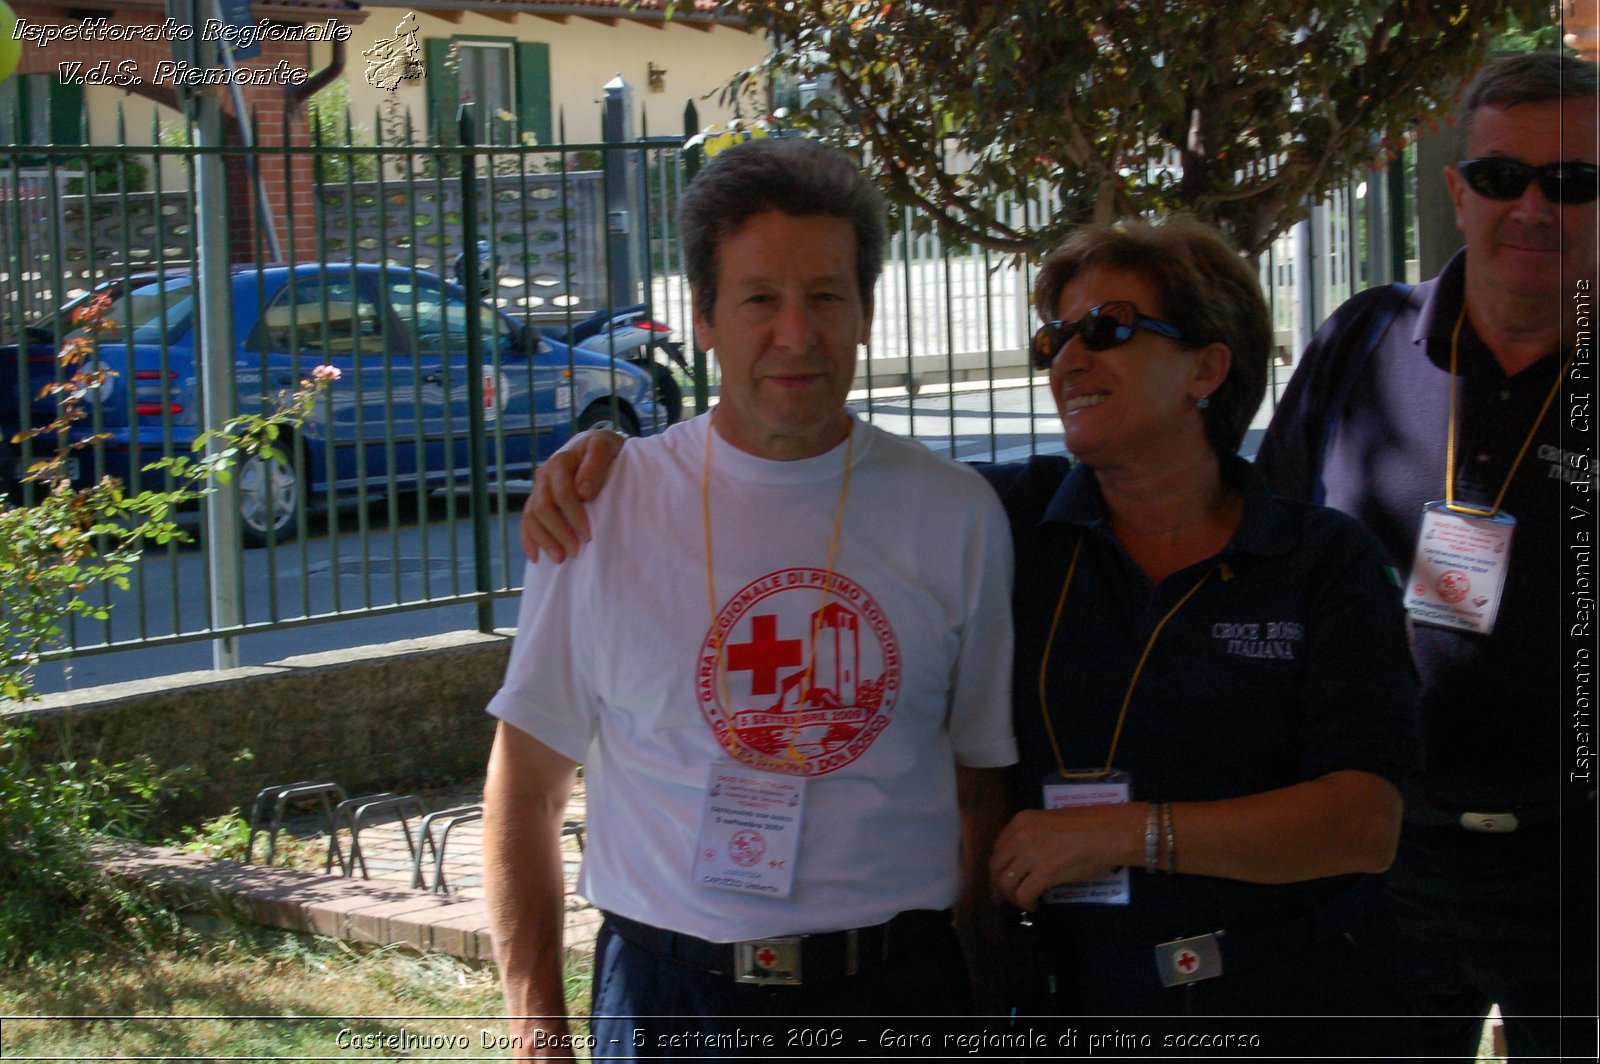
[483,138,1016,1059]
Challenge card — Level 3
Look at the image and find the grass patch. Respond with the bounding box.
[1,926,595,1060]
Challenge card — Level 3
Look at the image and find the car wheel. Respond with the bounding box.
[237,447,300,546]
[629,356,684,424]
[576,402,641,438]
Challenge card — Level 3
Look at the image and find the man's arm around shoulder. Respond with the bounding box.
[484,721,581,1060]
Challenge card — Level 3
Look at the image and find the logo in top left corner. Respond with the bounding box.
[363,12,423,91]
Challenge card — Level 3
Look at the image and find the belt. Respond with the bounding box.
[1404,800,1568,833]
[601,909,951,987]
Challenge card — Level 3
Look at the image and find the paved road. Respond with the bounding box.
[23,381,1269,696]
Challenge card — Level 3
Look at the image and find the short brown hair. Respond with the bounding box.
[678,138,886,324]
[1033,216,1271,459]
[1454,52,1600,159]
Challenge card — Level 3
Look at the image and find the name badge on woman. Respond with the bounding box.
[1403,502,1515,635]
[1040,770,1131,905]
[692,764,806,898]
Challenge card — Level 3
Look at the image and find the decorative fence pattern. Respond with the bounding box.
[313,169,607,315]
[1,129,1406,685]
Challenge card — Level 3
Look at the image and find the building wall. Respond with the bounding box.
[349,9,767,146]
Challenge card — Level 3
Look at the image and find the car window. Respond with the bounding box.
[259,278,381,355]
[65,279,195,345]
[384,275,502,357]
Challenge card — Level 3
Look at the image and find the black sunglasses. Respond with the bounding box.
[1457,157,1599,205]
[1030,301,1195,370]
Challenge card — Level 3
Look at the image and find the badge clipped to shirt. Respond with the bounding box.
[1040,770,1131,905]
[691,764,807,898]
[1402,502,1516,635]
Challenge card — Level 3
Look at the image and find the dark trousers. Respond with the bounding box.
[1374,811,1599,1062]
[587,916,974,1061]
[1010,907,1416,1061]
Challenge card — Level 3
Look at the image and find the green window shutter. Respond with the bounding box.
[50,80,84,144]
[424,37,460,145]
[514,42,551,147]
[0,78,21,145]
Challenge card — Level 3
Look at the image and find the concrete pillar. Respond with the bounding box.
[1414,123,1461,281]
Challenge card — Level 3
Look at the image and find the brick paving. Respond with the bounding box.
[108,777,599,963]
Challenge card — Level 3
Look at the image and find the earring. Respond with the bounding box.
[1195,395,1211,410]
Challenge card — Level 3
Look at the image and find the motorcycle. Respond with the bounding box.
[454,242,687,425]
[540,305,688,426]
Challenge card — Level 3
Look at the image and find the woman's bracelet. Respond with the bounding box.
[1161,801,1177,875]
[1143,803,1159,874]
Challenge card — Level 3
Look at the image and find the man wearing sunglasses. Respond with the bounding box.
[1257,51,1597,1061]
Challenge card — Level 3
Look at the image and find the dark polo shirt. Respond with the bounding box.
[980,454,1421,945]
[1257,250,1574,814]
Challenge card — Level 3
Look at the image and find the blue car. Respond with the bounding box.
[0,263,660,543]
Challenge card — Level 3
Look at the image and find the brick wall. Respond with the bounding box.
[11,3,326,262]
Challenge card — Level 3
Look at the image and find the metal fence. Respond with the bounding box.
[1,116,1408,687]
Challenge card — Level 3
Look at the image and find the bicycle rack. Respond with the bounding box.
[245,780,349,866]
[562,819,586,852]
[412,804,484,894]
[329,792,427,879]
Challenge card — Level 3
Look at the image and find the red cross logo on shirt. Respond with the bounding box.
[482,372,497,411]
[1176,950,1199,974]
[756,947,779,969]
[727,614,802,694]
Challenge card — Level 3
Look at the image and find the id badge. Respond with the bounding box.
[1040,769,1131,905]
[1402,502,1515,635]
[691,763,806,898]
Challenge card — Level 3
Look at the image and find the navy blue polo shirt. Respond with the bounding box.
[981,454,1422,946]
[1257,251,1574,812]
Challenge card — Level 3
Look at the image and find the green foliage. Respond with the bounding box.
[175,803,327,871]
[178,812,254,863]
[1,304,187,703]
[306,80,378,183]
[64,154,150,196]
[0,725,194,966]
[1,928,512,1058]
[1,293,337,704]
[724,0,1550,256]
[1493,9,1563,52]
[0,294,333,963]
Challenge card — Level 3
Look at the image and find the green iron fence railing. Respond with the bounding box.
[2,109,1407,684]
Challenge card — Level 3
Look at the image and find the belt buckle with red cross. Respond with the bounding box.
[735,936,804,986]
[1154,932,1223,987]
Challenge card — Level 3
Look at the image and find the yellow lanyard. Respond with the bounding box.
[1444,305,1576,518]
[702,413,854,769]
[1037,532,1226,779]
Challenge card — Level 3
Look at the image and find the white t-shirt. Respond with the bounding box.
[487,412,1016,942]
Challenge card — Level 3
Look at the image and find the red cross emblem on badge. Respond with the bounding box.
[1176,950,1199,973]
[482,372,497,411]
[756,947,779,969]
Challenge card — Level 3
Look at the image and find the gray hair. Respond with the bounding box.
[678,138,886,324]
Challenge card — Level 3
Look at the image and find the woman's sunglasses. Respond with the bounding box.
[1031,301,1196,370]
[1456,157,1599,205]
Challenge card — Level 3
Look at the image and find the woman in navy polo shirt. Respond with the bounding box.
[984,217,1421,1048]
